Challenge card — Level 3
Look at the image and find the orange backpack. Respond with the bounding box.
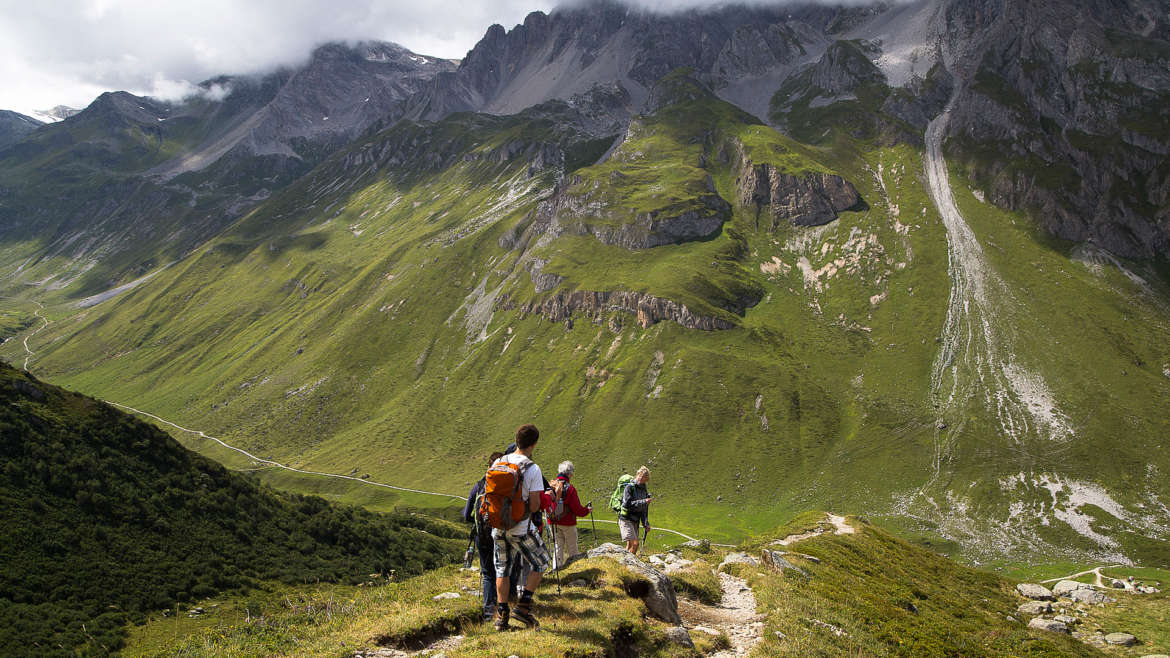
[479,457,534,530]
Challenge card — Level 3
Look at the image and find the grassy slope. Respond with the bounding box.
[3,81,1168,563]
[0,362,463,656]
[123,514,1159,656]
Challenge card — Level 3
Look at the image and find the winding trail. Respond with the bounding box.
[107,402,700,541]
[1040,564,1136,591]
[924,96,1071,459]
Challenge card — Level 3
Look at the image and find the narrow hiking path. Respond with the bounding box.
[23,304,48,371]
[924,96,1072,451]
[4,297,50,371]
[773,513,856,546]
[1040,564,1137,591]
[678,570,763,657]
[108,401,701,542]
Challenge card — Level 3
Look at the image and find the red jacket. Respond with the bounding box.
[551,476,591,526]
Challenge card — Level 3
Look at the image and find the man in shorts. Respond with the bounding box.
[492,424,549,630]
[619,466,652,554]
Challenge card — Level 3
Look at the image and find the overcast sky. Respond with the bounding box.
[0,0,857,118]
[0,0,554,117]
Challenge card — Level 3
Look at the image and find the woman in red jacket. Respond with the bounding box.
[550,460,592,569]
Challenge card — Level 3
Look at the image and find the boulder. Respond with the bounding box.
[1069,589,1111,605]
[1017,601,1052,615]
[586,543,680,624]
[679,539,711,553]
[1028,618,1069,633]
[1054,615,1078,625]
[1016,583,1055,600]
[1105,632,1137,646]
[761,549,809,577]
[1053,580,1094,597]
[719,552,759,570]
[663,626,694,648]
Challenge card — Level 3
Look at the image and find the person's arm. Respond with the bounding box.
[462,481,480,523]
[567,485,589,517]
[526,465,543,514]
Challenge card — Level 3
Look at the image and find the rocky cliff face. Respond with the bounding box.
[0,41,455,296]
[936,0,1170,258]
[732,140,862,229]
[403,1,853,124]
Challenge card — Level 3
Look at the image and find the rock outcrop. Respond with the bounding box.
[738,166,862,228]
[506,288,738,331]
[531,174,731,250]
[586,542,680,624]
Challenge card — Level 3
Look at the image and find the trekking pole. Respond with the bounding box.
[550,524,561,594]
[641,525,649,555]
[589,509,598,550]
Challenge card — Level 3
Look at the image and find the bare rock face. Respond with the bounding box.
[734,141,862,228]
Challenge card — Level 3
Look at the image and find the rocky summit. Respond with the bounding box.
[1,0,1168,578]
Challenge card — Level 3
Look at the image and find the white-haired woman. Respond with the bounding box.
[619,466,652,554]
[549,460,592,569]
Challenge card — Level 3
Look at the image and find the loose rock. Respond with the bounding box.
[718,552,759,570]
[1017,601,1052,615]
[1069,589,1111,605]
[1028,618,1069,633]
[1105,632,1137,646]
[1053,580,1094,597]
[432,592,460,600]
[1016,583,1055,600]
[1054,615,1078,625]
[664,626,694,647]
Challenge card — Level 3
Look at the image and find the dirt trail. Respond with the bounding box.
[20,301,48,371]
[1040,564,1136,591]
[924,96,1072,456]
[774,513,856,546]
[679,570,763,657]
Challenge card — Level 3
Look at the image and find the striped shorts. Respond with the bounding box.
[493,528,549,577]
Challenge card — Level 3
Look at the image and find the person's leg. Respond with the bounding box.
[512,530,550,627]
[564,525,579,559]
[477,538,496,620]
[492,530,513,630]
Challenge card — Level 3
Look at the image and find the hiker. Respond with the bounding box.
[550,460,592,569]
[462,451,504,621]
[491,424,549,630]
[619,466,652,554]
[502,441,551,599]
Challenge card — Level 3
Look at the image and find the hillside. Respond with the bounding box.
[122,514,1155,656]
[1,0,1169,569]
[0,362,463,656]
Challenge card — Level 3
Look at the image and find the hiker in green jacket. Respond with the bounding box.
[619,466,652,554]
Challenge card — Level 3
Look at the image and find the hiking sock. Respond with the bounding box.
[520,589,534,604]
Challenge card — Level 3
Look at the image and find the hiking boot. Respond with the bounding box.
[512,601,540,629]
[493,605,510,631]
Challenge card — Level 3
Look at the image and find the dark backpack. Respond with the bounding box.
[472,487,493,545]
